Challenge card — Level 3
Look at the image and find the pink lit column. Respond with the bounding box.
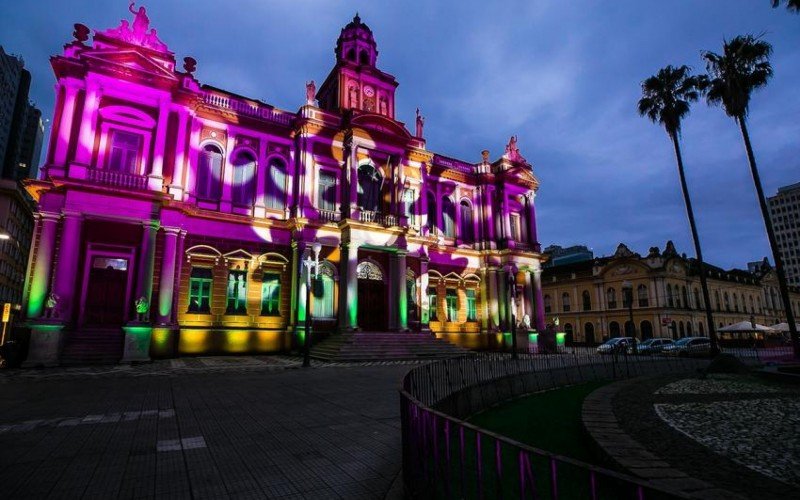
[523,271,535,328]
[133,221,159,322]
[53,84,79,168]
[72,84,100,169]
[168,108,190,199]
[26,212,59,319]
[149,101,169,190]
[338,240,359,331]
[419,255,430,332]
[526,192,539,249]
[532,268,546,331]
[52,211,83,322]
[156,227,180,325]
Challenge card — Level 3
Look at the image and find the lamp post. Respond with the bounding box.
[302,240,322,368]
[506,265,518,359]
[622,280,637,354]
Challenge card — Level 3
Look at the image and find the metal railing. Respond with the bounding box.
[87,168,149,190]
[400,349,715,499]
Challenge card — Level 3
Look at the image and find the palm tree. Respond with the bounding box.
[772,0,800,12]
[638,65,718,351]
[702,35,799,358]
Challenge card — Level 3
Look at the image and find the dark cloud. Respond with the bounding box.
[2,0,797,269]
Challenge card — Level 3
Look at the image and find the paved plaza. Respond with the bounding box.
[0,359,411,499]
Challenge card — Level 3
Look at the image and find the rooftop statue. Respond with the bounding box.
[98,2,169,52]
[504,135,526,163]
[306,80,316,106]
[415,108,425,138]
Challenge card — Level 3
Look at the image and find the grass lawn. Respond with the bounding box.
[467,380,611,464]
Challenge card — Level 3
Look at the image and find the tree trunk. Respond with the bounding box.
[737,117,799,358]
[670,132,718,352]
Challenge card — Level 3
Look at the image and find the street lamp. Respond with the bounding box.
[506,265,518,359]
[622,280,637,354]
[302,240,322,368]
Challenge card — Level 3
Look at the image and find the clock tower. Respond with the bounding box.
[316,14,399,119]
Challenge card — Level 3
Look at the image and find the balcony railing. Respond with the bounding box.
[358,211,397,227]
[317,209,341,223]
[202,92,294,126]
[87,169,149,190]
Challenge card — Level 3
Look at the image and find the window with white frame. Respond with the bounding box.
[196,144,223,200]
[318,171,337,212]
[232,151,256,206]
[266,158,286,210]
[108,130,141,173]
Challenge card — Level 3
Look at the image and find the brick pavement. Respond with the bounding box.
[0,362,412,499]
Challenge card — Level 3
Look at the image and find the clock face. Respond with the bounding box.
[363,86,375,97]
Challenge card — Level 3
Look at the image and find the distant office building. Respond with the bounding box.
[768,182,800,286]
[0,46,40,312]
[543,244,593,268]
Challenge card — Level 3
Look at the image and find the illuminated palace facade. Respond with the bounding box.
[22,6,546,364]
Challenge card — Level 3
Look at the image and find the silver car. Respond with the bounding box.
[662,337,711,357]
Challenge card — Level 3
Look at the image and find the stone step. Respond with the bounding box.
[310,331,470,361]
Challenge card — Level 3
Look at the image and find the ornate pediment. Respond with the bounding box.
[81,49,178,81]
[351,113,412,140]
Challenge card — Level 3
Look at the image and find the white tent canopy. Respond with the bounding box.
[769,322,799,332]
[717,321,774,333]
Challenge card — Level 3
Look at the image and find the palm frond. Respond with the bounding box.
[637,64,700,136]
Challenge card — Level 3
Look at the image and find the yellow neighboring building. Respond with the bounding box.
[541,242,800,344]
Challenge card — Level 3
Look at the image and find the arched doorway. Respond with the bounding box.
[609,321,620,337]
[357,260,386,331]
[564,323,574,345]
[640,320,653,340]
[585,323,595,345]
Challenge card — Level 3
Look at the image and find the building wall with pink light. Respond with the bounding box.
[22,7,548,363]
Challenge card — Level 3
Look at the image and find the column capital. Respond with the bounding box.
[61,210,83,220]
[142,220,161,231]
[162,226,182,235]
[38,211,61,222]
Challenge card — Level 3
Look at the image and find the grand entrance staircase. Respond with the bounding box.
[59,328,124,366]
[310,331,473,362]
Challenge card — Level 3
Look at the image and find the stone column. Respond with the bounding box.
[487,268,500,330]
[419,255,430,332]
[156,227,180,325]
[132,222,159,322]
[524,271,534,327]
[479,268,489,333]
[296,241,309,333]
[168,107,190,199]
[52,211,83,323]
[53,84,79,168]
[337,240,359,331]
[387,255,397,330]
[149,100,169,190]
[497,269,508,331]
[532,268,546,332]
[526,192,539,249]
[26,212,59,319]
[396,252,408,331]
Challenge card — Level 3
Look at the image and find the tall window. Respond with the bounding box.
[442,197,455,238]
[724,292,730,311]
[510,213,522,242]
[466,289,477,321]
[715,290,721,311]
[108,130,141,173]
[428,287,438,321]
[314,264,335,318]
[357,163,381,211]
[460,200,474,243]
[233,151,256,206]
[266,158,286,209]
[445,289,458,321]
[562,292,571,312]
[682,286,689,309]
[260,273,281,316]
[667,284,674,308]
[403,189,416,226]
[544,294,552,313]
[196,144,223,200]
[188,267,212,313]
[607,288,617,309]
[637,284,649,307]
[582,290,591,311]
[226,268,248,314]
[318,171,337,211]
[694,288,701,309]
[426,191,437,233]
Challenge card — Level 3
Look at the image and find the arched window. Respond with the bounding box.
[749,295,755,314]
[426,191,437,233]
[313,263,335,318]
[582,290,591,311]
[694,288,701,310]
[544,294,552,313]
[266,158,286,210]
[357,164,382,212]
[346,48,355,61]
[698,322,705,335]
[460,200,474,243]
[733,293,740,312]
[196,144,223,200]
[609,321,620,337]
[232,151,256,206]
[640,320,653,340]
[564,323,574,344]
[682,286,689,309]
[356,261,383,281]
[359,50,369,65]
[715,290,721,311]
[442,197,455,238]
[406,269,418,322]
[584,323,595,344]
[562,292,571,312]
[624,320,634,337]
[671,321,678,339]
[667,284,674,308]
[637,285,649,307]
[724,292,730,311]
[108,130,142,173]
[686,322,693,336]
[607,288,617,309]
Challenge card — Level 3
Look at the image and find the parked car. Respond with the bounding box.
[662,337,711,357]
[596,337,637,354]
[628,338,673,355]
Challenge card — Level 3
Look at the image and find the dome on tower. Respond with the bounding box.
[336,13,378,66]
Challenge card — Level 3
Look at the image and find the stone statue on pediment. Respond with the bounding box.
[415,108,425,138]
[504,135,526,163]
[129,2,150,39]
[306,80,316,105]
[98,3,169,52]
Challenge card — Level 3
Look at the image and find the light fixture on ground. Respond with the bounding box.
[302,240,322,368]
